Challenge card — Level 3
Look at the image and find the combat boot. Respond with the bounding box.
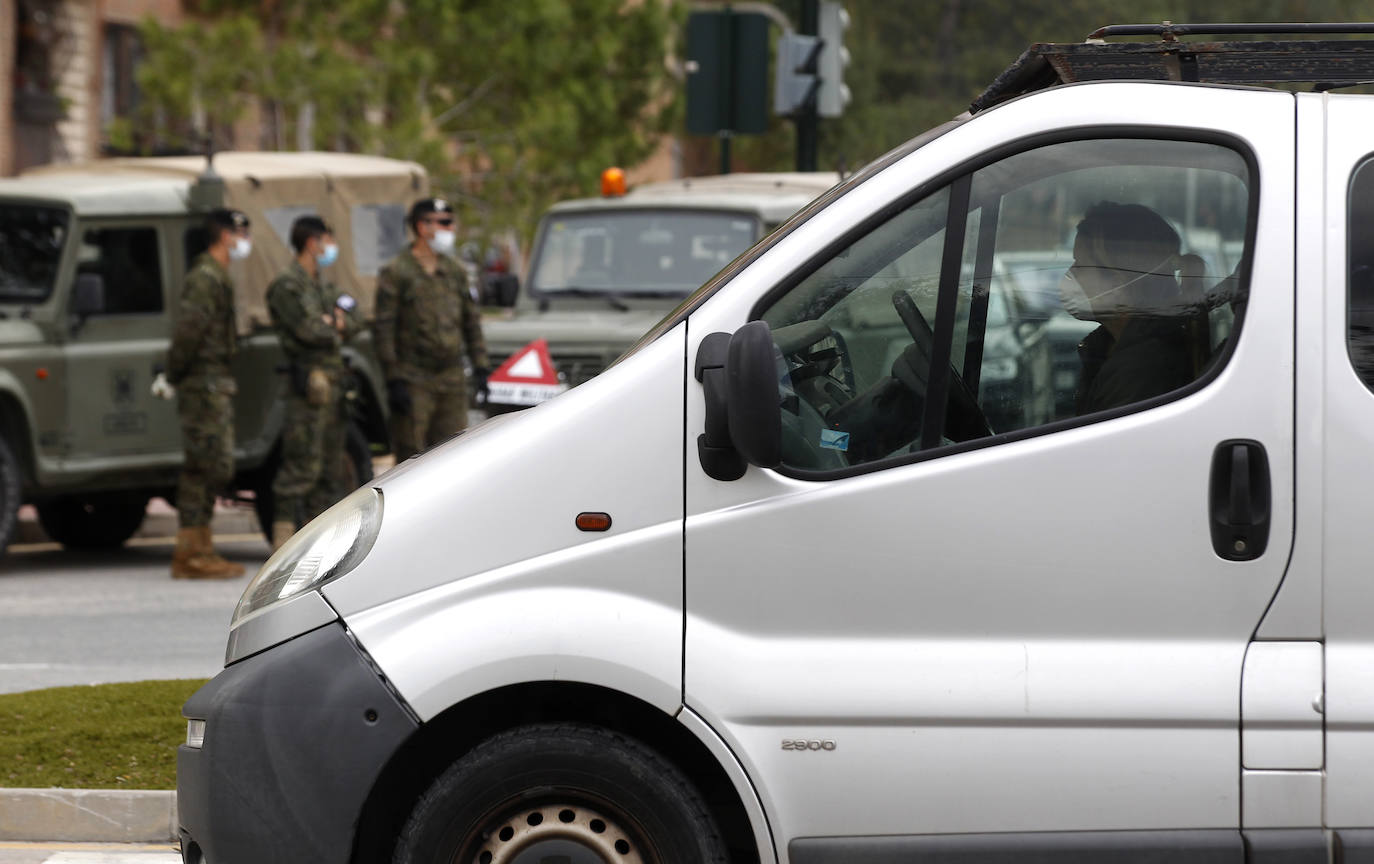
[170,527,199,579]
[170,526,240,580]
[192,524,245,579]
[271,520,296,553]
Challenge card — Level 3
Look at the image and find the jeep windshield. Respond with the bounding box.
[530,209,761,298]
[0,204,69,304]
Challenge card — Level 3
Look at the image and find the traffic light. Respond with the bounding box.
[774,32,821,117]
[686,9,772,136]
[816,1,851,118]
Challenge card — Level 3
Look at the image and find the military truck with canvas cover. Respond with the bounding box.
[0,151,427,556]
[481,172,838,410]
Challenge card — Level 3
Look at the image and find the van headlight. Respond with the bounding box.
[232,487,383,628]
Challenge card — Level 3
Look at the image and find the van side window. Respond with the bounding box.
[77,227,164,315]
[760,138,1253,473]
[1347,158,1374,387]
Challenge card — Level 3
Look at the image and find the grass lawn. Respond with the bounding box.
[0,679,206,789]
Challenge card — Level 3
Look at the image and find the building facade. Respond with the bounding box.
[2,0,182,176]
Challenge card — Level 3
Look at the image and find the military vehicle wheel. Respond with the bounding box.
[0,437,20,555]
[254,421,373,539]
[35,491,149,549]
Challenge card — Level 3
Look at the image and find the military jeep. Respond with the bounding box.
[0,152,427,555]
[480,172,838,410]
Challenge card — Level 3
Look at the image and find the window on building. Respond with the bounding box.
[102,24,142,129]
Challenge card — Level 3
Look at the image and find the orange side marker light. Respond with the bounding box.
[576,512,612,532]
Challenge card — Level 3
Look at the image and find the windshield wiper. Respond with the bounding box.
[540,287,631,312]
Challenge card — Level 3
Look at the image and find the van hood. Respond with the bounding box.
[320,322,687,618]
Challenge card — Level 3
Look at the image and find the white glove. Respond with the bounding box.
[151,372,176,400]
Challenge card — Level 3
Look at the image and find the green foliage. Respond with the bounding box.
[0,679,206,789]
[131,1,682,240]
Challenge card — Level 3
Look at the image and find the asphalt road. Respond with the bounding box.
[0,844,179,863]
[0,533,265,694]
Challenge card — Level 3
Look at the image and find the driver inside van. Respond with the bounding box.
[1061,201,1202,415]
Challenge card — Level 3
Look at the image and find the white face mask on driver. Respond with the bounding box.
[1059,255,1178,321]
[228,237,253,261]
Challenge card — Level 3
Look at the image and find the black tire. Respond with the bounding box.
[255,420,374,537]
[393,723,729,864]
[35,491,149,549]
[0,437,20,555]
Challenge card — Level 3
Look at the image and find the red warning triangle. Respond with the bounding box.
[489,338,561,386]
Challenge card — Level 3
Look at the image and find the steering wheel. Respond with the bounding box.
[891,290,993,442]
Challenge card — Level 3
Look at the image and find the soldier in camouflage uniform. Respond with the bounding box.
[266,216,360,551]
[166,209,252,580]
[374,198,489,461]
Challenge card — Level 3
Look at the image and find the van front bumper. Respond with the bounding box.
[176,622,417,864]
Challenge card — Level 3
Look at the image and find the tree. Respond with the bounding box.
[121,0,683,241]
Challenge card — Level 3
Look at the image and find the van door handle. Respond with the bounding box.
[1209,440,1270,561]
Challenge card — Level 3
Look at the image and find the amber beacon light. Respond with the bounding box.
[600,167,627,197]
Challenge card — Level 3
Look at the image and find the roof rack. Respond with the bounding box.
[971,22,1374,114]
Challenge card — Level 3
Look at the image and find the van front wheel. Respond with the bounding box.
[393,723,728,864]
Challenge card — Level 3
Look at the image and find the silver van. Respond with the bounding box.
[179,28,1374,864]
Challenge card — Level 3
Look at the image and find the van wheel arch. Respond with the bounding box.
[351,682,761,864]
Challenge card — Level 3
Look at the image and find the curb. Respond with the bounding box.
[0,788,176,843]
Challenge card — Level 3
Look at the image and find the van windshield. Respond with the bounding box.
[530,209,761,298]
[0,205,69,303]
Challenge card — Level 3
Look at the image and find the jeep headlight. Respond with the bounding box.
[232,487,383,628]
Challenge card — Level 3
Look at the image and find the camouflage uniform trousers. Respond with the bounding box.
[273,386,348,527]
[176,385,235,528]
[391,369,468,462]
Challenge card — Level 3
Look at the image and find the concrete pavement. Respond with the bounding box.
[0,844,179,863]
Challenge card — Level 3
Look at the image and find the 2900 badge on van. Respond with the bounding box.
[781,739,837,752]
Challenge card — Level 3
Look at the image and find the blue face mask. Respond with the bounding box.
[316,242,339,269]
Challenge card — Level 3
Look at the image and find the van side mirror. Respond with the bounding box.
[71,272,106,332]
[696,322,781,481]
[726,321,782,469]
